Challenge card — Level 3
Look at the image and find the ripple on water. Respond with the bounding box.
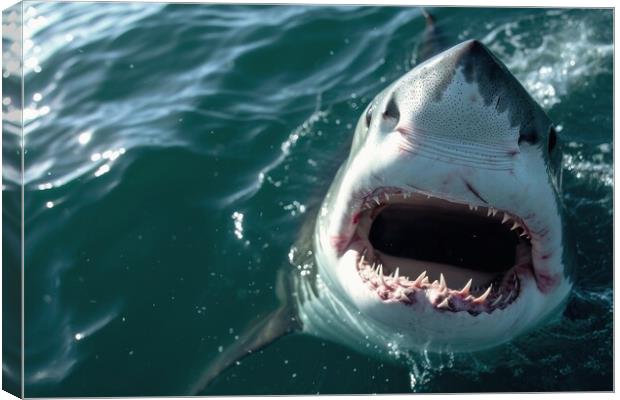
[26,281,121,389]
[7,4,612,395]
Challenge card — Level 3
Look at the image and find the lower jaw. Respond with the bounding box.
[353,243,532,316]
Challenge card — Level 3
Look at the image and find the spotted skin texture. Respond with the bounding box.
[392,40,553,151]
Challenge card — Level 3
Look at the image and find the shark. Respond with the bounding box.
[189,11,574,394]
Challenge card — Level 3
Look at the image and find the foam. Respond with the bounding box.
[480,11,612,109]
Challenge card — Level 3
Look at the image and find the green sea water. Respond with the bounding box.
[2,3,613,396]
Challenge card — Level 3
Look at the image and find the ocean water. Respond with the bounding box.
[2,3,613,396]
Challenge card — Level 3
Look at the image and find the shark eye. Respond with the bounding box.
[518,126,538,146]
[365,102,376,127]
[548,126,557,153]
[383,96,400,121]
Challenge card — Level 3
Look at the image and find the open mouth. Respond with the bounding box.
[352,188,535,315]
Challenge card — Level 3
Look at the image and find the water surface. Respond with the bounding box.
[1,3,613,396]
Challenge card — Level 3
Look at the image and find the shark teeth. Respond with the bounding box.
[473,285,493,303]
[502,213,510,224]
[459,279,472,296]
[439,273,447,292]
[356,250,520,315]
[352,188,528,314]
[359,188,526,232]
[437,296,451,309]
[413,270,427,285]
[486,207,498,217]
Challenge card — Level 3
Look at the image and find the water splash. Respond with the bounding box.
[231,211,245,240]
[398,349,457,392]
[282,200,307,217]
[480,11,612,109]
[563,152,613,188]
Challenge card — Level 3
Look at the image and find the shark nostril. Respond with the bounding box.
[382,95,400,122]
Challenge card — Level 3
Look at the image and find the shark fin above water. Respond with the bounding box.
[417,8,448,63]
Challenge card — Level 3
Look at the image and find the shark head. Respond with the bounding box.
[315,40,573,352]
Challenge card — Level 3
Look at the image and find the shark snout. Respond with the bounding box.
[382,39,551,156]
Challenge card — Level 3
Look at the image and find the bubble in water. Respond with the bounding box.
[232,212,244,239]
[483,13,612,109]
[77,130,92,145]
[94,164,110,177]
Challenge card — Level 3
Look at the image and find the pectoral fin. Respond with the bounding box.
[188,271,300,394]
